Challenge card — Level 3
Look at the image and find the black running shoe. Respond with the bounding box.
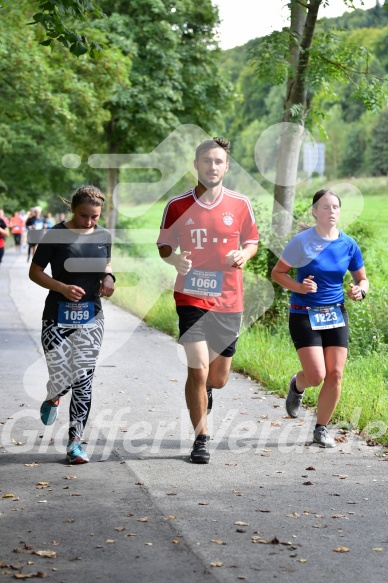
[190,434,210,464]
[207,388,213,413]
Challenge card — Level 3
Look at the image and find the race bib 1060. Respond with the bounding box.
[58,301,95,328]
[183,269,223,297]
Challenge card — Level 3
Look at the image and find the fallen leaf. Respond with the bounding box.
[124,533,137,537]
[287,512,301,518]
[138,517,148,522]
[114,527,126,532]
[210,562,223,567]
[372,548,383,552]
[24,463,39,468]
[306,466,315,471]
[36,482,49,488]
[303,481,313,486]
[251,535,261,543]
[64,476,76,480]
[166,492,177,496]
[171,540,180,544]
[298,559,308,563]
[135,482,144,486]
[3,493,16,498]
[106,540,115,544]
[144,542,153,546]
[69,493,81,497]
[225,462,237,466]
[198,502,209,506]
[332,514,347,519]
[256,509,270,513]
[32,551,56,558]
[164,516,176,520]
[211,539,226,545]
[13,574,47,580]
[333,547,349,553]
[234,521,249,526]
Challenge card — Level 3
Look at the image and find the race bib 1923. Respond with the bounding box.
[183,269,223,297]
[308,305,345,330]
[58,301,95,328]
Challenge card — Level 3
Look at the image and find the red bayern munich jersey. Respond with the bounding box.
[157,187,259,312]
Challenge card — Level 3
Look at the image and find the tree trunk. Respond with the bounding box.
[271,0,322,240]
[106,165,119,234]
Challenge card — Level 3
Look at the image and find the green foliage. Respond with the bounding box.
[30,0,107,59]
[366,108,388,175]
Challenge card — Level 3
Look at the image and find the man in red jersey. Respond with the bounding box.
[157,137,259,464]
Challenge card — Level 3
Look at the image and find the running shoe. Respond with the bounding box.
[207,388,213,413]
[313,426,336,448]
[66,439,90,464]
[40,398,60,425]
[190,434,210,464]
[285,374,303,418]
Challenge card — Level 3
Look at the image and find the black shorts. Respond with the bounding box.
[289,307,349,350]
[176,306,242,357]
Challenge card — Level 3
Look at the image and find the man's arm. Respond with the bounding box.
[158,245,192,276]
[225,243,258,269]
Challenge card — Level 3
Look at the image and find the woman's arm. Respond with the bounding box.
[347,267,369,301]
[271,258,317,295]
[29,262,85,302]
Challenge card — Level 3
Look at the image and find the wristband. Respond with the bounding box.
[102,273,116,283]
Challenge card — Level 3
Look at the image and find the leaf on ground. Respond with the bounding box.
[64,476,76,480]
[166,492,177,496]
[105,540,115,544]
[372,548,383,552]
[171,539,180,544]
[69,493,81,497]
[124,533,137,537]
[333,474,348,479]
[3,493,16,498]
[25,463,39,468]
[144,542,153,546]
[298,559,308,563]
[211,539,226,545]
[303,481,313,486]
[306,466,315,471]
[333,547,350,552]
[169,378,177,382]
[287,512,301,518]
[251,535,261,543]
[36,482,49,488]
[234,521,249,526]
[138,517,149,522]
[13,574,47,580]
[225,462,238,466]
[198,502,209,506]
[210,562,223,567]
[332,514,347,519]
[32,551,56,558]
[256,509,270,513]
[114,527,126,532]
[135,482,144,486]
[164,516,176,520]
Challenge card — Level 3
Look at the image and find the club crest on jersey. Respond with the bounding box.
[222,212,234,226]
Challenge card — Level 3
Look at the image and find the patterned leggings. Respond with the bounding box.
[42,319,104,440]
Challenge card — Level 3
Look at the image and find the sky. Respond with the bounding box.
[214,0,379,50]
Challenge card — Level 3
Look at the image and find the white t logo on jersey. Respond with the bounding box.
[191,228,207,249]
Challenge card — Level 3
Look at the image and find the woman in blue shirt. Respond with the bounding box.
[272,189,369,447]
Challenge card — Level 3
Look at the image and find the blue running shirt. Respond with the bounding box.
[281,227,364,310]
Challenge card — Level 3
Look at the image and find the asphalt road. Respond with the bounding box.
[1,247,387,583]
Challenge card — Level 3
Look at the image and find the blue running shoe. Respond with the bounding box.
[40,398,60,425]
[66,439,89,464]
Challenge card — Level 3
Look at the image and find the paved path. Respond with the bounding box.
[1,248,387,582]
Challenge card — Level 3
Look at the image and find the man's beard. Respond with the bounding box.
[198,174,223,189]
